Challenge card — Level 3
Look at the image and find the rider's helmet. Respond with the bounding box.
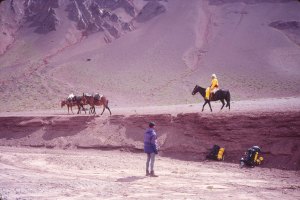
[211,74,217,79]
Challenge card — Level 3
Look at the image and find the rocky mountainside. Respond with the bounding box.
[0,0,166,54]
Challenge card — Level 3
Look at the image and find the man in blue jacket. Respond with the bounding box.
[144,122,159,177]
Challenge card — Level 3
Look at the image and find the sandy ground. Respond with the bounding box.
[0,147,299,200]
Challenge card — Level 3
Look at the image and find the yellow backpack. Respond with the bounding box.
[217,148,225,161]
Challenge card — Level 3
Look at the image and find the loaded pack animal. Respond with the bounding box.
[192,85,231,112]
[61,95,87,114]
[82,93,112,115]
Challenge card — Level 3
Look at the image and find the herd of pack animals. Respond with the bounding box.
[61,84,231,115]
[61,93,112,115]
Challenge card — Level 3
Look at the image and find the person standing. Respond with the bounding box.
[144,122,159,177]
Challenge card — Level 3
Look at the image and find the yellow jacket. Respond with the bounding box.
[210,78,219,90]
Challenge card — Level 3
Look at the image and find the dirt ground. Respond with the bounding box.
[0,147,299,200]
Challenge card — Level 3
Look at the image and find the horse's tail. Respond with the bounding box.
[225,91,231,110]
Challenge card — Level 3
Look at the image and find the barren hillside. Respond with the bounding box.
[0,0,300,111]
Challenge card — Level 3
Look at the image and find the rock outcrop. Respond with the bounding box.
[24,0,59,34]
[0,0,166,55]
[269,21,300,46]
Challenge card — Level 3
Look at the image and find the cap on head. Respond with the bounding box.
[149,122,156,128]
[211,74,217,79]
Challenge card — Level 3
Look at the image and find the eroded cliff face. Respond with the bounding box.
[0,111,299,170]
[0,0,166,55]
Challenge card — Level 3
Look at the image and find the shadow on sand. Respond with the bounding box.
[116,176,147,183]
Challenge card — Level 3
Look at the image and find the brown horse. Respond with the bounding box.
[61,100,77,114]
[83,93,111,115]
[61,96,87,114]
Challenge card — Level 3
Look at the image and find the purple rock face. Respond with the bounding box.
[269,21,300,45]
[65,0,138,37]
[135,1,166,23]
[1,0,165,35]
[24,0,59,33]
[269,21,300,30]
[0,0,166,54]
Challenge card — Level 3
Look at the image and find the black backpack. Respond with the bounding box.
[206,145,220,160]
[246,146,261,164]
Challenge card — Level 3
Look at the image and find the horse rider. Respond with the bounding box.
[205,74,219,100]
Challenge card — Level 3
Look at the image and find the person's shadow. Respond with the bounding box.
[116,176,146,182]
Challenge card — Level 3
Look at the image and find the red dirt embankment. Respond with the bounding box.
[0,111,299,170]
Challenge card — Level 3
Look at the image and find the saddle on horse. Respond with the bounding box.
[93,93,103,101]
[205,88,219,100]
[67,93,75,102]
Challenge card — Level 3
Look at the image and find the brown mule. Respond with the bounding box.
[82,93,112,115]
[61,96,86,114]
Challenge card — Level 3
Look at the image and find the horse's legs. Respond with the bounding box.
[82,105,86,114]
[208,101,212,112]
[67,105,73,114]
[202,101,207,112]
[225,92,231,110]
[89,106,96,115]
[100,106,105,115]
[77,105,81,114]
[225,100,230,110]
[220,99,225,110]
[106,105,112,116]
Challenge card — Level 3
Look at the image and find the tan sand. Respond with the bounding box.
[0,147,299,200]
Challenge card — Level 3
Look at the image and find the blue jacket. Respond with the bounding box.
[144,128,158,154]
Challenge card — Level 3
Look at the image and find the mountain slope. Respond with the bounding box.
[0,0,300,111]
